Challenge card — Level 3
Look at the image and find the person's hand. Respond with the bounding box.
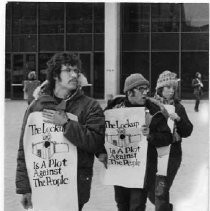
[169,113,181,122]
[42,109,69,126]
[141,124,150,136]
[98,153,108,169]
[21,193,33,209]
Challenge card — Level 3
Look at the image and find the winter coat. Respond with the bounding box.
[169,99,193,157]
[16,85,105,206]
[145,98,193,196]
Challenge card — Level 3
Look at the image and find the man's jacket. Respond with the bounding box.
[16,86,105,205]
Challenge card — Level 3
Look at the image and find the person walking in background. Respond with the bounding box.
[146,70,193,211]
[98,73,173,211]
[16,52,105,211]
[192,72,203,112]
[23,71,40,105]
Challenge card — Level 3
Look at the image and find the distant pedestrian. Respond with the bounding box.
[23,71,40,105]
[146,70,193,211]
[192,72,203,112]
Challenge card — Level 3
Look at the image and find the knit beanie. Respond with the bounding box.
[123,73,149,93]
[156,70,179,90]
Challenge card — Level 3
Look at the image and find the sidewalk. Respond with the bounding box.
[4,100,209,211]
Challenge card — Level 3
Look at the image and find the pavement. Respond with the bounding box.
[4,99,209,211]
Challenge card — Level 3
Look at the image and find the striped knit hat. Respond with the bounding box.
[156,70,179,90]
[123,73,149,93]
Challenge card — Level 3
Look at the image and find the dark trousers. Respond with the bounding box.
[194,92,201,111]
[194,97,200,111]
[147,157,181,211]
[114,186,147,211]
[79,204,84,211]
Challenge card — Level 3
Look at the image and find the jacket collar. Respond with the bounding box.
[36,81,84,108]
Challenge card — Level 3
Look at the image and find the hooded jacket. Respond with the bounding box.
[16,83,105,205]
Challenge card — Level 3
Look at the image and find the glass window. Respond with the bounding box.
[25,54,36,74]
[6,36,11,52]
[5,54,11,98]
[181,3,209,32]
[181,33,209,50]
[6,2,11,35]
[122,33,149,51]
[38,53,54,82]
[11,86,24,99]
[39,3,64,34]
[181,52,209,99]
[39,35,64,51]
[80,54,91,96]
[66,3,92,33]
[94,53,104,98]
[80,54,91,81]
[122,3,150,33]
[12,54,24,84]
[12,35,37,52]
[12,2,37,34]
[151,33,179,51]
[151,3,180,32]
[151,52,179,94]
[66,34,92,51]
[121,52,149,93]
[94,3,104,33]
[94,34,104,51]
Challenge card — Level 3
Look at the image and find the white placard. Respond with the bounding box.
[103,107,147,188]
[23,112,78,211]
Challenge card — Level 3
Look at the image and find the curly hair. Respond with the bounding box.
[46,52,82,92]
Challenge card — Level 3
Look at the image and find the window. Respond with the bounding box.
[94,3,104,33]
[181,3,209,32]
[13,35,37,52]
[182,33,209,50]
[122,33,149,51]
[66,34,92,51]
[122,3,150,33]
[94,53,104,98]
[66,3,92,33]
[39,3,64,34]
[12,2,37,34]
[38,53,54,82]
[39,35,64,51]
[94,34,104,51]
[5,54,11,98]
[151,3,180,32]
[151,33,179,51]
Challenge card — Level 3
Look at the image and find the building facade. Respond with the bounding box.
[5,2,209,100]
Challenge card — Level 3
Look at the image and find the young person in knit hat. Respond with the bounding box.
[98,73,173,211]
[146,70,193,211]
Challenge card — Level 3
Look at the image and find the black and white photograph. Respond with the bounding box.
[3,1,209,211]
